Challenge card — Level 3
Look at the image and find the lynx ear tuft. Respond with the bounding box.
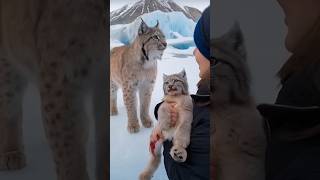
[138,18,149,35]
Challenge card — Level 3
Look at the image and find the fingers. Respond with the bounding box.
[169,107,178,127]
[169,103,176,113]
[150,132,157,142]
[150,128,162,142]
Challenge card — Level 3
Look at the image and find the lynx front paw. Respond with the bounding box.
[170,145,187,163]
[141,116,153,128]
[127,121,140,133]
[139,171,152,180]
[0,150,26,170]
[111,106,118,116]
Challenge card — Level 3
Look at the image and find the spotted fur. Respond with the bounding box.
[139,70,193,180]
[110,19,167,133]
[0,1,107,180]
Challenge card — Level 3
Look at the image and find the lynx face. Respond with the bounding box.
[138,20,167,61]
[163,70,189,96]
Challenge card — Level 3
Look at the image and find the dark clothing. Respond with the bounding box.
[154,89,210,180]
[257,63,320,180]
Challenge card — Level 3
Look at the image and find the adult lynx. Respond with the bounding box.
[0,1,107,180]
[110,19,167,133]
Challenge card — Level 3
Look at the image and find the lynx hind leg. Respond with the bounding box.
[170,112,193,163]
[0,58,26,170]
[139,139,163,180]
[110,80,118,116]
[139,80,155,128]
[41,80,89,180]
[170,145,187,163]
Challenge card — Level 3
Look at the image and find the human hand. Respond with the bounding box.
[149,127,162,155]
[168,103,178,127]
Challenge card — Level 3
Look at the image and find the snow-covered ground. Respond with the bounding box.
[110,5,201,179]
[110,46,199,180]
[0,84,96,180]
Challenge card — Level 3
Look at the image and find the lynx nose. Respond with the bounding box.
[168,85,173,89]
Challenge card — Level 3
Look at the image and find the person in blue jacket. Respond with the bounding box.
[151,6,211,180]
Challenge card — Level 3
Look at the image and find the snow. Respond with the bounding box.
[110,10,196,49]
[110,5,201,179]
[110,46,199,180]
[111,5,129,21]
[159,0,173,11]
[166,37,195,49]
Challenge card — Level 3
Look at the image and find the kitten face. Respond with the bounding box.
[163,70,189,96]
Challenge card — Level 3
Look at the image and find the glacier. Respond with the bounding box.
[110,10,197,49]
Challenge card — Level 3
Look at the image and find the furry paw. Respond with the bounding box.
[141,116,153,128]
[0,150,26,170]
[170,145,187,163]
[139,171,152,180]
[127,121,140,133]
[111,106,118,116]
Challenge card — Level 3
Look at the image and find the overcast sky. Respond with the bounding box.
[110,0,210,11]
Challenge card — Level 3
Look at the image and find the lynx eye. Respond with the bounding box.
[164,82,169,84]
[153,35,160,40]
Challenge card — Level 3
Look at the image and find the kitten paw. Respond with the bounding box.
[0,150,26,170]
[170,145,187,162]
[127,121,140,133]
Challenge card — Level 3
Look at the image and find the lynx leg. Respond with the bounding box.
[123,81,140,133]
[138,80,154,128]
[39,69,89,180]
[0,58,26,170]
[139,139,163,180]
[110,80,118,116]
[170,114,192,162]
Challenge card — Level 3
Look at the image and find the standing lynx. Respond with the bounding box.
[0,1,107,180]
[110,19,167,133]
[212,23,267,180]
[139,70,193,180]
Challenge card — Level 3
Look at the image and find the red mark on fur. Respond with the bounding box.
[150,134,160,156]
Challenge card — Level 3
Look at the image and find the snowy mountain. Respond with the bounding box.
[110,0,202,25]
[184,6,202,22]
[110,10,196,49]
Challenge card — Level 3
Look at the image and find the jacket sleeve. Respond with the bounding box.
[314,64,320,105]
[154,101,164,120]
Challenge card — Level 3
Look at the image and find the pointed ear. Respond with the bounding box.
[179,69,186,78]
[138,18,149,35]
[163,73,168,79]
[155,20,159,28]
[222,21,246,59]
